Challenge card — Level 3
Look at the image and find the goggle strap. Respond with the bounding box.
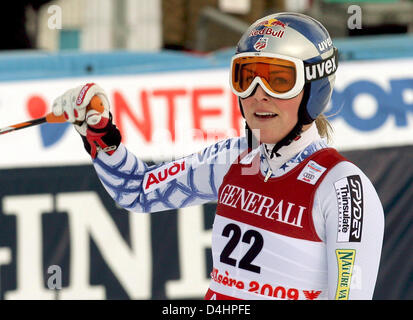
[304,47,338,83]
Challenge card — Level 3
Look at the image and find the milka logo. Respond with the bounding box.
[219,184,306,228]
[305,51,338,82]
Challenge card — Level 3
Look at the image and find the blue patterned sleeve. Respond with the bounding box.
[93,137,247,213]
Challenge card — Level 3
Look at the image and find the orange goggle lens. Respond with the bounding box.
[232,56,297,94]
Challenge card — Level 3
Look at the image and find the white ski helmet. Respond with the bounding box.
[230,12,338,155]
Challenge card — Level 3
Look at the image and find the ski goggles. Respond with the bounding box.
[230,48,338,99]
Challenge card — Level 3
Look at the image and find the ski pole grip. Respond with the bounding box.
[45,95,105,123]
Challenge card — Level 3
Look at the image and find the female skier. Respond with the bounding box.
[52,12,384,300]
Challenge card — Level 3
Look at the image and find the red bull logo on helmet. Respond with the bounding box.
[250,18,286,39]
[249,28,285,39]
[257,18,287,29]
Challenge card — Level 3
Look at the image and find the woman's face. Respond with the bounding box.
[241,85,304,144]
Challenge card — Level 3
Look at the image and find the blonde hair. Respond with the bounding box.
[315,114,334,143]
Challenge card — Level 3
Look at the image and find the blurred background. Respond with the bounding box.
[0,0,411,300]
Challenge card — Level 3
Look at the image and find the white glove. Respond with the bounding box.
[52,83,110,135]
